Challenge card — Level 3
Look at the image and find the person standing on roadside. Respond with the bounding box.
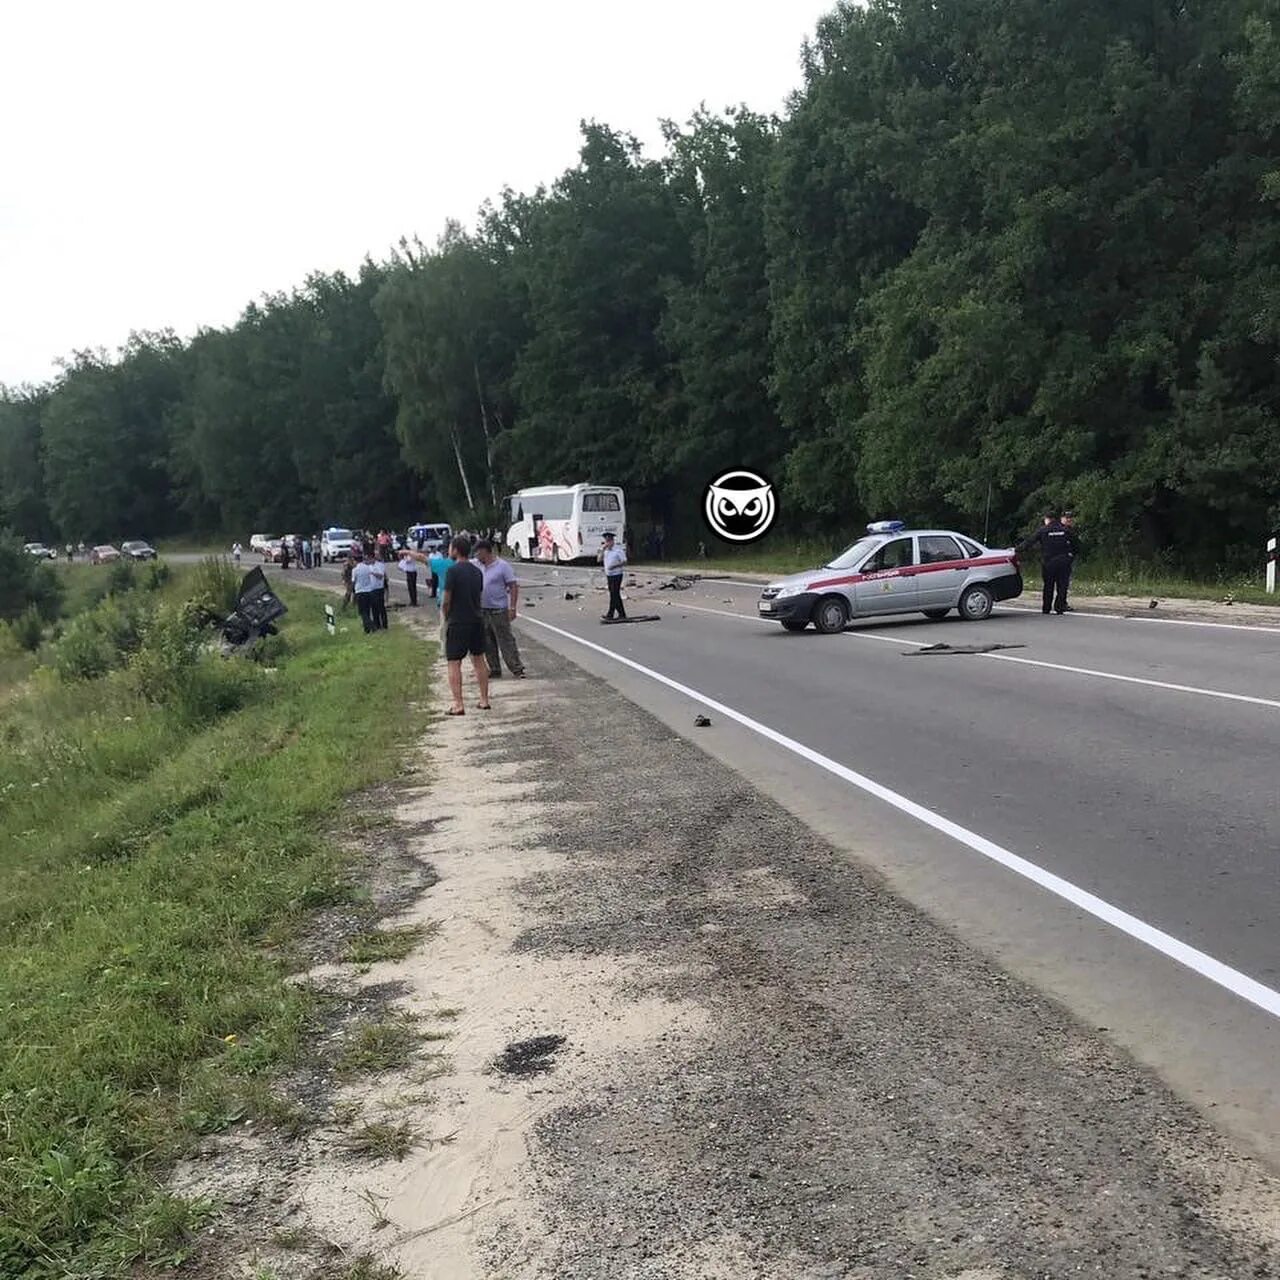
[1061,510,1079,611]
[279,537,292,570]
[351,549,380,633]
[398,547,420,606]
[598,530,627,620]
[369,553,388,629]
[428,546,451,601]
[441,536,490,715]
[1018,509,1078,615]
[341,548,357,609]
[232,541,242,566]
[473,539,525,679]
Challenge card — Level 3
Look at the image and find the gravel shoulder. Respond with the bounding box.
[176,599,1280,1279]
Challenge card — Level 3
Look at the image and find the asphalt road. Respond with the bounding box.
[270,556,1280,1164]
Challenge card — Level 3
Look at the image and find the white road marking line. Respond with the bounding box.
[846,630,1280,710]
[662,600,1280,713]
[523,613,1280,1021]
[1000,603,1280,636]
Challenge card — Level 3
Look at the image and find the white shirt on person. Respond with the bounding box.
[603,546,626,576]
[352,561,379,592]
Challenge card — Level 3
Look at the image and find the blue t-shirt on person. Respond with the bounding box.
[428,554,452,587]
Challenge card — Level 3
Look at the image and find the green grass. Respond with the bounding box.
[1068,560,1278,607]
[342,924,435,966]
[336,1016,422,1078]
[342,1121,419,1161]
[0,581,432,1278]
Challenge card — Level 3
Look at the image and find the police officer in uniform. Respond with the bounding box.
[1018,509,1078,615]
[1061,510,1078,610]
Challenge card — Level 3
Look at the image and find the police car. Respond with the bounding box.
[758,522,1022,633]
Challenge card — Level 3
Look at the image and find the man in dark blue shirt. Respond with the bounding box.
[1018,512,1078,615]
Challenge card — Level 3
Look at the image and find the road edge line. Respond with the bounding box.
[522,613,1280,1022]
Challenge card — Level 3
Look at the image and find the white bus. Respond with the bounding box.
[503,484,625,563]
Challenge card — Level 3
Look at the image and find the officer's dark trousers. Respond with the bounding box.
[405,570,418,606]
[355,591,376,633]
[606,574,626,619]
[372,588,388,630]
[1042,557,1071,614]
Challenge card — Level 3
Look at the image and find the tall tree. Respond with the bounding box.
[0,386,52,539]
[41,332,186,541]
[377,223,525,521]
[659,107,782,535]
[505,123,690,505]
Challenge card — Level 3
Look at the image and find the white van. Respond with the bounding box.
[321,528,357,562]
[503,484,625,563]
[408,523,452,552]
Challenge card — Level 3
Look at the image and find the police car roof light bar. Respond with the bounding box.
[866,520,906,535]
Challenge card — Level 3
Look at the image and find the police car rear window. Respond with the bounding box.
[919,535,963,564]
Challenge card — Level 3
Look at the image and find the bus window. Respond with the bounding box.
[581,492,620,512]
[533,494,573,519]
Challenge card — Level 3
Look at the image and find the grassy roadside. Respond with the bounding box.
[0,578,431,1278]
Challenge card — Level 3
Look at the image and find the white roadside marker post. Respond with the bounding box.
[324,604,336,636]
[1268,536,1277,596]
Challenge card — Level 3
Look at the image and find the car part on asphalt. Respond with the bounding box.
[908,642,1028,656]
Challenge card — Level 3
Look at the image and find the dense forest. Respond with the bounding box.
[3,0,1280,570]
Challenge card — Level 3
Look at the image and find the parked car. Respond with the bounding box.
[757,521,1023,632]
[23,542,56,560]
[249,533,277,559]
[408,523,452,552]
[321,527,357,562]
[90,545,122,564]
[120,540,157,561]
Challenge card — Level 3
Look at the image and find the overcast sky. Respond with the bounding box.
[0,0,834,388]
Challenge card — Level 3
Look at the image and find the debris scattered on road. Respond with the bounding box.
[908,642,1028,656]
[657,575,700,591]
[600,615,662,625]
[694,714,711,727]
[1149,599,1159,609]
[564,591,579,600]
[490,1034,566,1077]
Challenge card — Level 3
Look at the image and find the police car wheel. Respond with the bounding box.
[781,619,809,632]
[813,596,849,634]
[959,585,994,621]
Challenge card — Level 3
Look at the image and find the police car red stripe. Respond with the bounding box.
[808,554,1015,592]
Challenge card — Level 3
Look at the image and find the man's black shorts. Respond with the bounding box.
[444,621,486,661]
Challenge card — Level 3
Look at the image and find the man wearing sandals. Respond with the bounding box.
[440,535,490,715]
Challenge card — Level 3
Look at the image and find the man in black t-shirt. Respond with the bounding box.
[441,535,490,715]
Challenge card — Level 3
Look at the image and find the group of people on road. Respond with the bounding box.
[330,532,526,716]
[400,535,525,715]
